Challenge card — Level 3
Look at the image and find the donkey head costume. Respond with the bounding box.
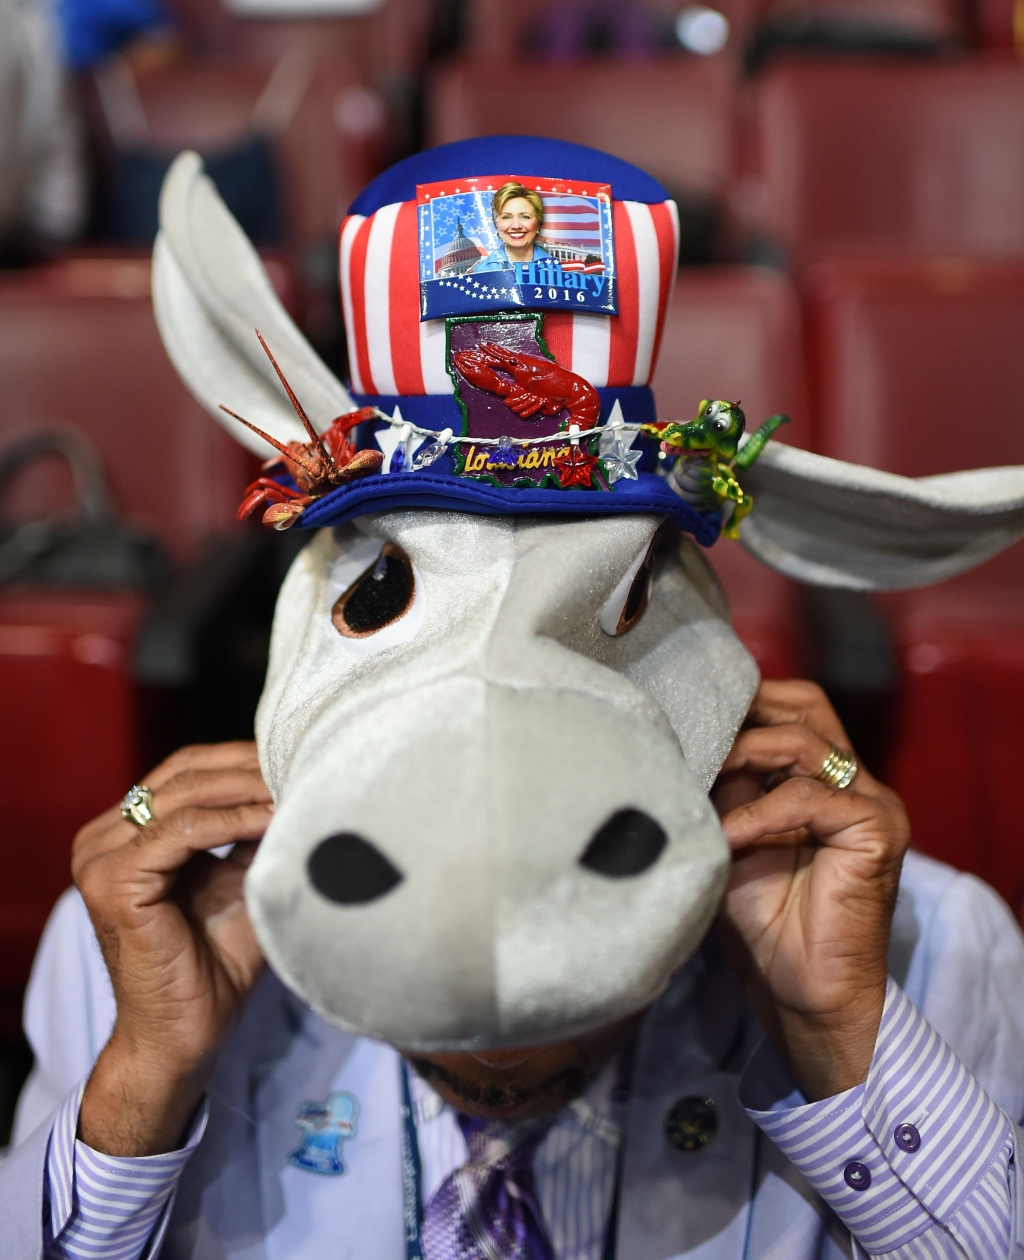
[153,137,1024,1052]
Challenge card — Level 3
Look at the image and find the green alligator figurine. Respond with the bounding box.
[642,400,789,540]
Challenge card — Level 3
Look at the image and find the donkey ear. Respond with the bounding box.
[738,442,1024,591]
[152,150,356,458]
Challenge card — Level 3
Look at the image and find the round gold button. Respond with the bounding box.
[665,1096,718,1153]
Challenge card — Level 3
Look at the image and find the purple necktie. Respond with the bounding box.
[421,1113,556,1260]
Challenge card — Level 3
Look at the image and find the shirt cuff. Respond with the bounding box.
[741,979,1013,1256]
[45,1080,208,1259]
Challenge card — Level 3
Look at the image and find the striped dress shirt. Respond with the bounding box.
[43,1083,207,1260]
[42,981,1016,1260]
[745,980,1015,1259]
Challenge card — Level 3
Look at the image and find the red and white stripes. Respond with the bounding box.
[339,198,679,397]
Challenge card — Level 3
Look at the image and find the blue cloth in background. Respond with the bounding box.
[57,0,173,69]
[104,138,284,246]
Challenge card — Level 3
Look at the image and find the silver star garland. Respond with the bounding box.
[602,440,643,483]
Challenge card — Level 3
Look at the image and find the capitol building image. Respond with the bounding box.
[435,218,487,276]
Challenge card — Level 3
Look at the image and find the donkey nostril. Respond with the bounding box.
[308,833,404,904]
[579,809,667,878]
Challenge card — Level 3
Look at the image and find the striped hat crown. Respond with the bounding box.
[340,136,680,406]
[288,135,716,544]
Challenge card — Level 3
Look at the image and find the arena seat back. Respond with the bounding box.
[163,0,429,78]
[878,573,1024,907]
[805,257,1024,473]
[92,54,377,248]
[805,256,1024,907]
[653,266,811,442]
[652,266,812,680]
[753,56,1024,264]
[755,0,964,40]
[974,0,1018,48]
[461,0,755,57]
[0,590,143,989]
[0,255,259,990]
[427,55,737,204]
[0,257,248,564]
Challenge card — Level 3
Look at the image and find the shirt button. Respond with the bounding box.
[844,1161,872,1191]
[665,1096,718,1152]
[894,1123,921,1152]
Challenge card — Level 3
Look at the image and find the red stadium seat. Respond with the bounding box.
[145,0,426,216]
[0,256,257,989]
[160,0,430,84]
[652,266,812,678]
[878,549,1024,907]
[0,589,144,990]
[652,266,811,441]
[0,255,251,564]
[88,53,385,250]
[712,541,808,680]
[461,0,756,59]
[974,0,1017,48]
[459,0,946,63]
[750,55,1024,266]
[805,257,1024,904]
[427,55,737,206]
[805,257,1024,472]
[755,0,964,41]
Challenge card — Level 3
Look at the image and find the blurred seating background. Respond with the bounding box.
[1,0,1024,1140]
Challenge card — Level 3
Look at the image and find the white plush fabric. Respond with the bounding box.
[152,152,1024,1051]
[152,151,355,456]
[740,440,1024,590]
[249,513,756,1048]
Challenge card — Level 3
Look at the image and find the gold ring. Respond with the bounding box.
[814,744,859,791]
[120,784,155,827]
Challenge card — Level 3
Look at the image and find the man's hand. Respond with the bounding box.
[73,742,273,1156]
[713,681,910,1102]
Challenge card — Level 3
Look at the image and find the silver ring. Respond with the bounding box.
[120,784,155,827]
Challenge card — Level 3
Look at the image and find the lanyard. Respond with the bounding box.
[399,1061,426,1260]
[399,1060,622,1260]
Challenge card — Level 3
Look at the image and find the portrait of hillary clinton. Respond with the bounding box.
[473,181,554,272]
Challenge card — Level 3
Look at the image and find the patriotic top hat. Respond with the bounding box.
[284,135,720,545]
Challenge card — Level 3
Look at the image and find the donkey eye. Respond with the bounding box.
[333,544,415,638]
[598,540,656,637]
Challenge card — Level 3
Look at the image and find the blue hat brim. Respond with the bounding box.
[298,468,722,546]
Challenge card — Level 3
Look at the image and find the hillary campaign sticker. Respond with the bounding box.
[289,1092,360,1175]
[417,176,616,320]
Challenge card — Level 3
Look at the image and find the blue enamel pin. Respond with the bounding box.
[289,1092,360,1175]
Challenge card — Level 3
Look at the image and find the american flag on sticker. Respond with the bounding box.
[540,195,606,271]
[415,175,617,320]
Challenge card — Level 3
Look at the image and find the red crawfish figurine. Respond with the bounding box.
[453,342,601,430]
[227,332,383,530]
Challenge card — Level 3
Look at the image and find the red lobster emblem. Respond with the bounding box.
[453,342,601,430]
[225,332,382,530]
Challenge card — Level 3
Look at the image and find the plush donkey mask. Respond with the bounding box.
[153,138,1024,1051]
